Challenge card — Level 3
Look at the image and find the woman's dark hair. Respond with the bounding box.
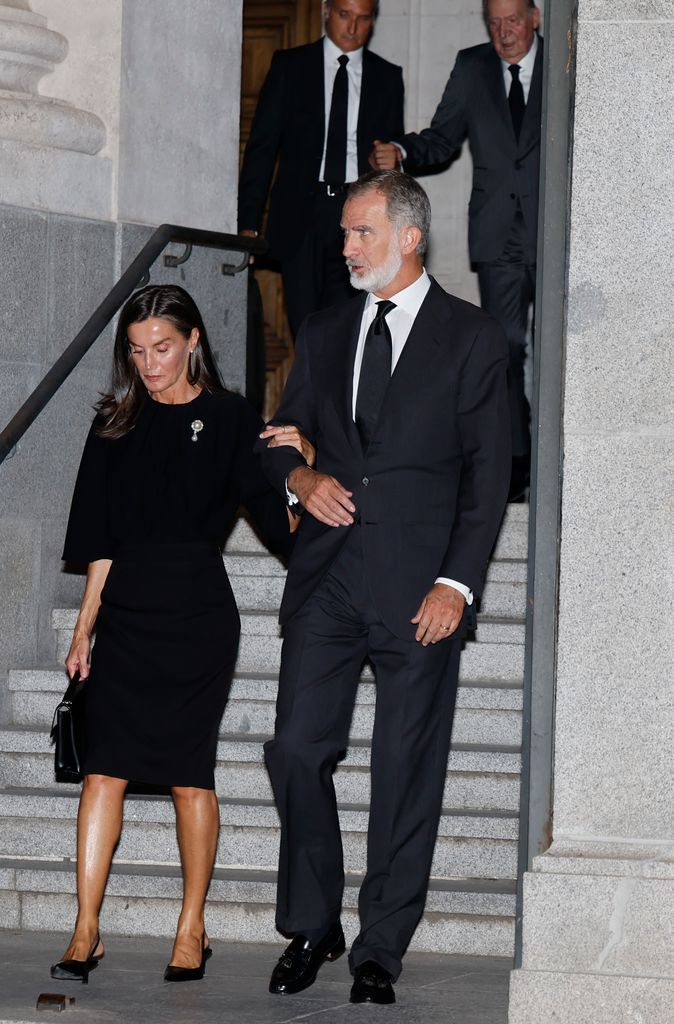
[96,284,225,438]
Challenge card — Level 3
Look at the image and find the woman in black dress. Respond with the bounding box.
[51,285,312,983]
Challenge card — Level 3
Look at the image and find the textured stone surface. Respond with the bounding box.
[555,436,674,840]
[510,2,674,1020]
[0,138,112,220]
[520,872,674,976]
[0,929,513,1023]
[534,840,674,879]
[0,205,49,363]
[0,815,517,879]
[118,0,241,232]
[509,970,674,1024]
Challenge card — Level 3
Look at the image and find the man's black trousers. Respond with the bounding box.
[264,526,462,981]
[477,209,536,460]
[280,190,356,336]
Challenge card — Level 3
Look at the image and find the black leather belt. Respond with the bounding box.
[316,182,350,197]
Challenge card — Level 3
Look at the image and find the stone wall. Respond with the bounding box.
[508,1,674,1019]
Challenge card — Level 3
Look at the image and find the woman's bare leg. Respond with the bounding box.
[169,786,219,968]
[58,773,128,961]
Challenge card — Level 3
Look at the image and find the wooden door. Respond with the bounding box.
[240,0,322,419]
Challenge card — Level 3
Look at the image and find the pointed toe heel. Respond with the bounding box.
[163,938,212,982]
[50,935,104,984]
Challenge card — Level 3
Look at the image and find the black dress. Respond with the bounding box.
[63,390,291,789]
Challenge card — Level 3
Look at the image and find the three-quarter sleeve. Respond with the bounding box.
[62,419,116,564]
[233,398,294,560]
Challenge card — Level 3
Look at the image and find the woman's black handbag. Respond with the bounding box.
[50,674,86,783]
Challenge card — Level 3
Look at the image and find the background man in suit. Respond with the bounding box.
[238,0,404,337]
[258,172,510,1004]
[371,0,542,501]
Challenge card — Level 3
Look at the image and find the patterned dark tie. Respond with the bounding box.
[508,64,525,141]
[324,54,349,185]
[355,300,396,450]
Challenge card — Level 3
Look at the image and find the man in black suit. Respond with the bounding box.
[258,171,510,1004]
[371,0,542,500]
[238,0,404,336]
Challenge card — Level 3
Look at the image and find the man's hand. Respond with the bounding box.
[288,466,355,527]
[240,228,258,264]
[411,583,466,646]
[369,140,402,171]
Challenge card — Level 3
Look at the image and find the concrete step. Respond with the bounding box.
[0,858,516,956]
[9,670,523,747]
[0,789,518,880]
[0,727,522,809]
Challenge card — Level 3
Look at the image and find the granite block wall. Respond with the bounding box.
[509,1,674,1019]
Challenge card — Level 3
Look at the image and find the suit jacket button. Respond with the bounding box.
[515,161,522,170]
[510,192,516,199]
[362,476,369,486]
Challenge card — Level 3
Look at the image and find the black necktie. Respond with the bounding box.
[508,64,525,141]
[355,300,396,450]
[324,55,349,185]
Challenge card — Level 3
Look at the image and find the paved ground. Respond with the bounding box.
[0,930,511,1024]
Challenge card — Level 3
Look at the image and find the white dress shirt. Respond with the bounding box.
[352,270,473,605]
[501,33,538,102]
[320,35,363,184]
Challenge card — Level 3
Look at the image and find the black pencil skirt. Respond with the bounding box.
[83,542,239,789]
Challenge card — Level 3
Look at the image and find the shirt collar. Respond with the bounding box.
[323,34,364,69]
[500,31,538,76]
[365,268,431,318]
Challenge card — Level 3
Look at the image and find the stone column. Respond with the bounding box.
[508,1,674,1020]
[0,0,110,218]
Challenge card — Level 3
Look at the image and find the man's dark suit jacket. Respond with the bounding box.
[238,39,405,260]
[401,39,543,265]
[259,279,511,641]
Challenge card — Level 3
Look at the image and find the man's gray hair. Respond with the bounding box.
[482,0,536,15]
[346,171,431,256]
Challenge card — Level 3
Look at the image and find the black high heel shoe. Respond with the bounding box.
[164,935,212,982]
[50,935,104,984]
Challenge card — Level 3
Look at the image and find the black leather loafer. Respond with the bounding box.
[350,960,396,1004]
[269,923,345,994]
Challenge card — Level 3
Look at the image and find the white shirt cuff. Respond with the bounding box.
[393,141,407,162]
[435,577,473,605]
[285,478,300,506]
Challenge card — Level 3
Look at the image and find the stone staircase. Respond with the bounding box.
[0,506,527,957]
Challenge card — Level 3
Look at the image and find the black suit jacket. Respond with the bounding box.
[401,39,543,265]
[238,39,405,259]
[259,279,511,640]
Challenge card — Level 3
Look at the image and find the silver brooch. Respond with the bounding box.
[190,419,204,442]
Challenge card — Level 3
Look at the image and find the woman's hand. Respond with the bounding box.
[64,558,112,681]
[260,423,316,467]
[65,633,92,680]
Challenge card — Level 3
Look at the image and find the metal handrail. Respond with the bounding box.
[0,224,267,467]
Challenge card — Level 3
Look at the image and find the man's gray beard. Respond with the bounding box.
[348,244,403,293]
